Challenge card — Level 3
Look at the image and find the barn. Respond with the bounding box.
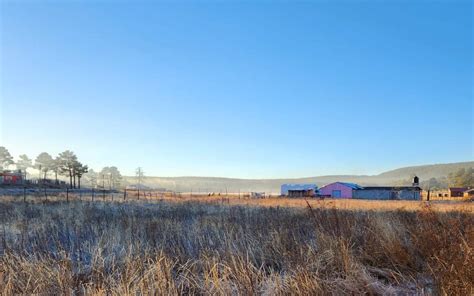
[281,184,318,197]
[353,186,422,200]
[463,189,474,198]
[319,182,363,198]
[449,187,468,197]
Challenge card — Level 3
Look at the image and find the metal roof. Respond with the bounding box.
[281,184,318,190]
[337,182,364,190]
[449,187,469,192]
[362,186,422,191]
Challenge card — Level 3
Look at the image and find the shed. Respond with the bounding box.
[463,189,474,198]
[319,182,363,198]
[250,192,266,198]
[281,184,317,197]
[353,186,422,200]
[449,187,468,197]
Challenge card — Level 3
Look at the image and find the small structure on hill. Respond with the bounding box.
[281,184,318,197]
[319,182,363,198]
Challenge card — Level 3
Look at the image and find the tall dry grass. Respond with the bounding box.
[0,199,472,295]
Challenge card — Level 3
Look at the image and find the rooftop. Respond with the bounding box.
[337,182,364,190]
[449,187,469,192]
[362,186,422,191]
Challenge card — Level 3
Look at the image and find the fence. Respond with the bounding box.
[0,187,276,204]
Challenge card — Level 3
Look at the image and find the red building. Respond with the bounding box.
[0,171,24,185]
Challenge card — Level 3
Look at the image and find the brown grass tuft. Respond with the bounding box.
[0,199,472,295]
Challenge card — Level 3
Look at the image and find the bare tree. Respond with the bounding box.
[84,169,98,188]
[100,166,122,190]
[136,167,145,188]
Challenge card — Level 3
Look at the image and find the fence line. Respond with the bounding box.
[0,187,276,204]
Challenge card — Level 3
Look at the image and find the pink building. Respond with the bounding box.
[319,182,363,198]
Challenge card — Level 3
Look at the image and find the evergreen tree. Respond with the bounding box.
[35,152,54,180]
[0,146,14,170]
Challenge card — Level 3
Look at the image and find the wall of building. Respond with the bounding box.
[449,188,467,197]
[0,173,23,185]
[464,191,474,198]
[353,189,391,200]
[319,183,353,198]
[353,189,421,200]
[288,189,315,197]
[281,184,317,195]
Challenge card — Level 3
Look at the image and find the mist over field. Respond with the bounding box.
[123,161,474,193]
[1,1,472,295]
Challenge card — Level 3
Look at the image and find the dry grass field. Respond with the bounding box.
[0,196,472,295]
[159,194,474,213]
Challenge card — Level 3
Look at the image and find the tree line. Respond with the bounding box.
[0,146,123,189]
[422,168,474,191]
[448,167,474,187]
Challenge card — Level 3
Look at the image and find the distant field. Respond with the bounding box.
[157,195,474,212]
[1,191,472,213]
[0,197,472,295]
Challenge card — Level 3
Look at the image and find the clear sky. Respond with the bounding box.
[1,1,472,178]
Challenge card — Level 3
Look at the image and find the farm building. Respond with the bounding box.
[250,192,266,198]
[126,184,153,190]
[319,182,363,198]
[353,186,422,200]
[318,181,422,200]
[281,184,318,197]
[463,189,474,198]
[0,170,24,185]
[449,187,468,197]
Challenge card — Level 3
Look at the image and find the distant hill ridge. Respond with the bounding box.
[124,161,473,193]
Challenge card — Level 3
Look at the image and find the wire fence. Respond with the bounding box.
[0,187,279,204]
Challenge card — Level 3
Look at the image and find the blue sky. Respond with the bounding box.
[1,1,472,178]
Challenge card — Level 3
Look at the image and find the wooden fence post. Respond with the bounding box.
[66,188,69,203]
[92,188,95,202]
[44,188,48,201]
[124,188,127,201]
[23,187,26,203]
